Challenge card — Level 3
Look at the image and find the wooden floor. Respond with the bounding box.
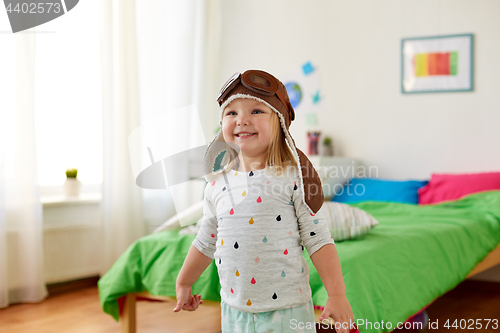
[0,280,498,333]
[396,281,500,333]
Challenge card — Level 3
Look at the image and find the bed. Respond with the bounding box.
[98,189,500,333]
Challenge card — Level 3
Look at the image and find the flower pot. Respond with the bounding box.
[64,178,82,197]
[322,145,334,156]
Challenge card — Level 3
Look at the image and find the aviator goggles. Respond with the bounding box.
[217,70,295,121]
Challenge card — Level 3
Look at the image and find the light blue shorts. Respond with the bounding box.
[221,299,317,333]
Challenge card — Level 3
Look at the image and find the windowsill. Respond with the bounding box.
[41,193,102,208]
[40,183,103,208]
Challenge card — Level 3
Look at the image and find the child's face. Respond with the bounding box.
[222,98,273,159]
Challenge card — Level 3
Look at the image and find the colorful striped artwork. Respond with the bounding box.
[402,34,473,93]
[414,52,458,76]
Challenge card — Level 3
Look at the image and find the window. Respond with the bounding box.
[34,1,102,186]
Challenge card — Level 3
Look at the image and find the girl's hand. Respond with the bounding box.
[318,295,355,333]
[173,285,204,312]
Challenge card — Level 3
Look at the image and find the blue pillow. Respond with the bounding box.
[331,178,429,204]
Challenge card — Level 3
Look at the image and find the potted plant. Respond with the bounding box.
[64,168,81,197]
[322,136,334,156]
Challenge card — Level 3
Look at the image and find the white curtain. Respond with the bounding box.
[99,0,221,274]
[99,0,146,275]
[0,31,48,307]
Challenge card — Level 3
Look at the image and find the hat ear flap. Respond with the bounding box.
[295,148,324,214]
[288,102,295,122]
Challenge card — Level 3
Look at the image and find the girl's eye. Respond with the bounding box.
[226,111,236,116]
[253,110,263,114]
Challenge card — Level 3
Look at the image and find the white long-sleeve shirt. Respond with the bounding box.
[192,165,334,313]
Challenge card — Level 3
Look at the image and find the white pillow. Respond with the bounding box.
[321,201,379,241]
[179,217,203,235]
[153,200,204,234]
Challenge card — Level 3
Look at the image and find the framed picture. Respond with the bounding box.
[401,33,474,94]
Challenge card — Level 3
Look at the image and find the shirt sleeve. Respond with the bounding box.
[292,177,335,257]
[192,182,218,260]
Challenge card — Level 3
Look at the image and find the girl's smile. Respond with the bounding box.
[222,99,273,164]
[235,132,256,139]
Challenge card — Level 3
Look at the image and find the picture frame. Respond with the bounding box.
[401,33,474,94]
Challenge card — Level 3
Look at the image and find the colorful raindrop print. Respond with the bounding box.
[234,242,239,249]
[242,190,246,196]
[235,171,238,176]
[221,239,224,245]
[255,256,260,263]
[219,258,221,264]
[212,181,216,186]
[289,200,293,205]
[211,234,215,238]
[249,171,254,176]
[276,215,281,221]
[256,196,262,203]
[251,277,256,284]
[283,249,288,255]
[222,186,226,191]
[281,270,286,277]
[262,236,268,243]
[236,270,240,277]
[301,267,304,273]
[230,208,234,215]
[249,218,254,225]
[288,230,292,236]
[266,181,270,185]
[247,299,252,306]
[310,232,316,236]
[313,219,319,224]
[231,288,234,294]
[272,293,277,300]
[294,182,298,190]
[299,287,303,294]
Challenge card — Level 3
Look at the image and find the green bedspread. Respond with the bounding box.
[98,191,500,333]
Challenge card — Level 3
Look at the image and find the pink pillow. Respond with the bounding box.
[418,171,500,205]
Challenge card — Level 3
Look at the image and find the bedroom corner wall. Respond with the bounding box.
[213,0,500,180]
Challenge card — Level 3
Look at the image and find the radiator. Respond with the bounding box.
[43,224,101,284]
[42,201,101,284]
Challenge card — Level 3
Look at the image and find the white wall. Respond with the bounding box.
[211,0,500,180]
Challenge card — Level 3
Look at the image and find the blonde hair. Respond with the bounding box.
[217,110,296,176]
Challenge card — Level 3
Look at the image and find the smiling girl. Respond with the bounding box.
[174,70,354,333]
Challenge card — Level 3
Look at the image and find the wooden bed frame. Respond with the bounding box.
[119,243,500,333]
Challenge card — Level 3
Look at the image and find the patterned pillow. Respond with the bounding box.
[321,201,379,241]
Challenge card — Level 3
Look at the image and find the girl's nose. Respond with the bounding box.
[237,113,249,126]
